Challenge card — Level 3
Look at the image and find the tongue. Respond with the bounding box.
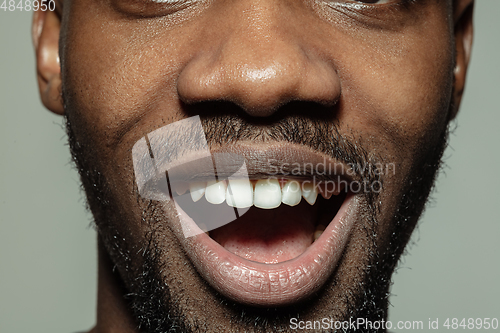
[209,202,318,264]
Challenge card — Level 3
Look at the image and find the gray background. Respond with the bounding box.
[1,2,499,332]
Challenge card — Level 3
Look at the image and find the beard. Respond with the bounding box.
[65,102,450,333]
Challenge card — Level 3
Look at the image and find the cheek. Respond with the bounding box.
[61,12,197,149]
[336,25,454,153]
[355,47,453,139]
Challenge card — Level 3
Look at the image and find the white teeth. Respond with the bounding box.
[313,224,326,242]
[189,182,206,202]
[205,180,227,204]
[254,179,282,209]
[226,179,253,208]
[174,182,189,196]
[281,180,302,207]
[318,185,333,200]
[189,179,337,207]
[302,182,318,205]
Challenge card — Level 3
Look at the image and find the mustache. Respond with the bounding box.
[131,104,385,205]
[199,102,378,178]
[200,102,348,155]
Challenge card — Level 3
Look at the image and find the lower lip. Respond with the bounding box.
[169,194,357,306]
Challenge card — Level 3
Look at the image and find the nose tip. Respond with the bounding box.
[176,12,341,117]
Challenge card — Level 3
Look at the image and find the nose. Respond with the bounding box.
[176,2,341,117]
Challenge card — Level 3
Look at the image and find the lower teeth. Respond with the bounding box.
[313,224,326,242]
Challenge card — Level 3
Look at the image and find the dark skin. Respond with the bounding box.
[34,0,473,332]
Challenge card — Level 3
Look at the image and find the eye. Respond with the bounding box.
[351,0,398,3]
[111,0,196,18]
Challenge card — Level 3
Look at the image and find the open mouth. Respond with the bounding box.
[172,178,347,264]
[132,126,359,306]
[162,145,358,307]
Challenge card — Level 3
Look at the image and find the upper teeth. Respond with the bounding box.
[182,179,341,209]
[281,180,302,207]
[301,182,318,205]
[205,180,227,205]
[254,179,282,209]
[226,179,254,208]
[189,182,206,202]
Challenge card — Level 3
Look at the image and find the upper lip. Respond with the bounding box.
[140,142,355,189]
[210,143,355,181]
[156,142,358,307]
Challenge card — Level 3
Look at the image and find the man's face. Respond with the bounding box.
[34,0,473,331]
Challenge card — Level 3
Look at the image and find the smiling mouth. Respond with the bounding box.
[154,144,358,307]
[131,117,359,306]
[172,178,347,264]
[124,109,379,309]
